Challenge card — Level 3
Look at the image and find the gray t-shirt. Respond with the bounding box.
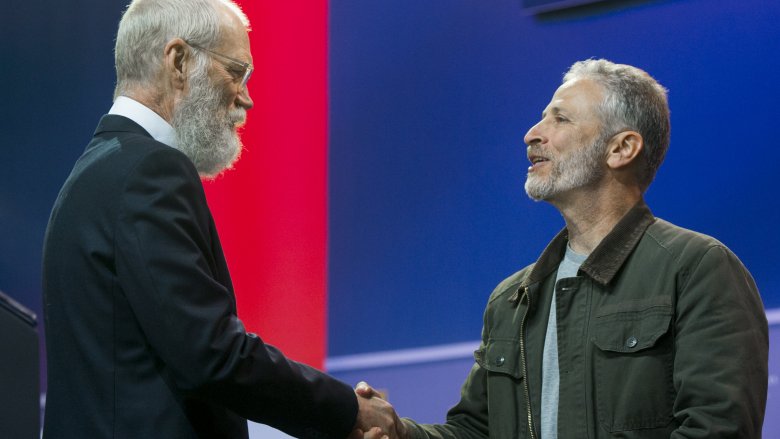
[541,244,588,439]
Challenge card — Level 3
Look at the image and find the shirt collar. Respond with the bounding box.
[520,200,657,289]
[108,96,177,148]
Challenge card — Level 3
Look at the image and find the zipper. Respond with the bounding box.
[519,285,536,439]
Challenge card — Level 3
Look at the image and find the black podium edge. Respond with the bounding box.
[0,290,37,328]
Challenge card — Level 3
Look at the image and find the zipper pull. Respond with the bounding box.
[509,285,530,305]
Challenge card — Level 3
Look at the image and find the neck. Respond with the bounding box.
[551,186,641,254]
[121,86,176,124]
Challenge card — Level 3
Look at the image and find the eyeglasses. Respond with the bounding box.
[185,41,253,90]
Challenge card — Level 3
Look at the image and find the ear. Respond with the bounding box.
[605,131,643,170]
[162,38,190,91]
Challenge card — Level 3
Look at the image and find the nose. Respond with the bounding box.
[236,85,253,110]
[524,120,544,146]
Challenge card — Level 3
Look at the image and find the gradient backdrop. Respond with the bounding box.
[2,0,779,437]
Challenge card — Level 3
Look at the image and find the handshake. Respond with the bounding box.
[350,381,409,439]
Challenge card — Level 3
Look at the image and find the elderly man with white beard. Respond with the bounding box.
[41,0,403,438]
[356,59,768,439]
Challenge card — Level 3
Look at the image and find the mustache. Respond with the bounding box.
[527,146,552,159]
[230,109,247,127]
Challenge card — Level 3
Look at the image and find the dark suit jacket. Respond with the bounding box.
[42,115,357,438]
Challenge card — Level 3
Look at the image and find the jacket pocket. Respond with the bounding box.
[591,301,674,432]
[475,338,523,379]
[476,338,527,439]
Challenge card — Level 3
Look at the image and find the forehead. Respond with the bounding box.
[545,78,604,117]
[214,5,252,60]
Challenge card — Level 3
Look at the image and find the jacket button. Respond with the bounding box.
[626,336,638,348]
[495,356,505,367]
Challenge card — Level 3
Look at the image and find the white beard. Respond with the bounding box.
[524,135,607,201]
[172,61,247,178]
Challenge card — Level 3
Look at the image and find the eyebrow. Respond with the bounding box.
[541,106,563,119]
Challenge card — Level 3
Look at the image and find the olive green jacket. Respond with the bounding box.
[405,201,767,438]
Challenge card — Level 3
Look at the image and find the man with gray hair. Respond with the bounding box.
[42,0,402,437]
[357,59,768,438]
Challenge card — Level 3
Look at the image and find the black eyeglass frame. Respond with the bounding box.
[185,40,253,89]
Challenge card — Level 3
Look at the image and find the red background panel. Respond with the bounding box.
[203,1,329,369]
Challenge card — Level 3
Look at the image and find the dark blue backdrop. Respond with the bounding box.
[327,0,780,356]
[1,0,127,315]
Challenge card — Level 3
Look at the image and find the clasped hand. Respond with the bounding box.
[350,381,408,439]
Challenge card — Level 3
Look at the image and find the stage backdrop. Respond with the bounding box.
[2,0,780,438]
[202,0,330,370]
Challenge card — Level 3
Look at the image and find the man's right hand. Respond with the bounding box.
[350,381,408,439]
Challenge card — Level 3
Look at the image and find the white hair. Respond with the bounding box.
[563,59,670,191]
[171,53,246,177]
[113,0,249,98]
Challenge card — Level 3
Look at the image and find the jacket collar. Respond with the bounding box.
[107,96,177,148]
[520,199,656,289]
[93,114,154,138]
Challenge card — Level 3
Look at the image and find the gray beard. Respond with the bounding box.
[172,63,246,179]
[524,135,606,201]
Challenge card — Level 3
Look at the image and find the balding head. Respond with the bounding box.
[114,0,249,99]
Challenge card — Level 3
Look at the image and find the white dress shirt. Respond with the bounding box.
[108,96,177,148]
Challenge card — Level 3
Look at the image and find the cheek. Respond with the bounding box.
[546,134,570,157]
[218,78,235,97]
[551,130,588,156]
[211,71,238,103]
[218,85,239,109]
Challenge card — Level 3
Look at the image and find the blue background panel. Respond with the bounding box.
[327,0,780,356]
